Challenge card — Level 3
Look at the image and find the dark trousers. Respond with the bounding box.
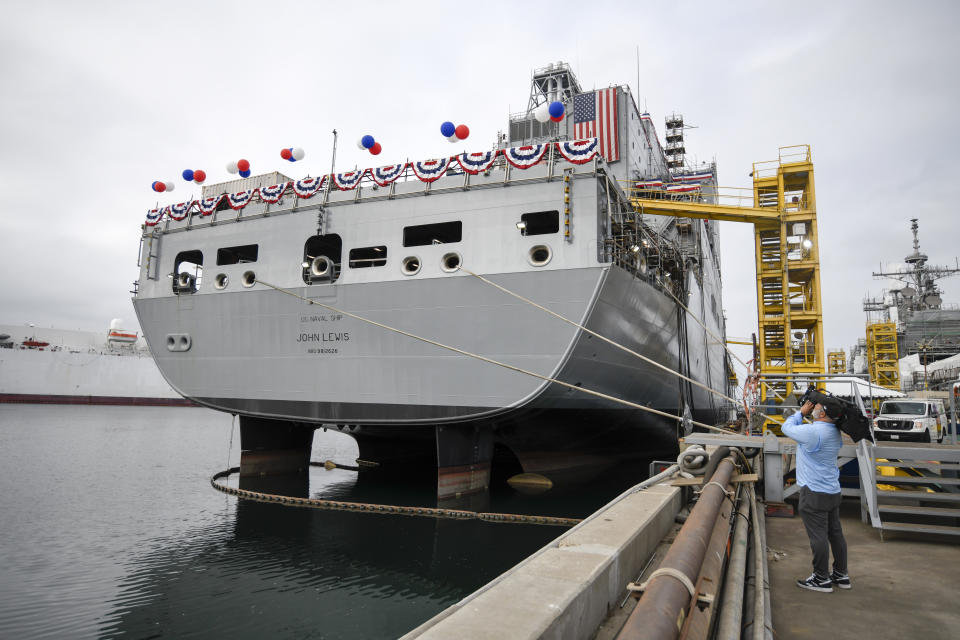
[798,485,848,578]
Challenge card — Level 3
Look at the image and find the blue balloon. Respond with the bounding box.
[288,156,296,162]
[239,169,251,178]
[361,135,375,149]
[181,169,194,181]
[440,121,455,137]
[549,101,564,118]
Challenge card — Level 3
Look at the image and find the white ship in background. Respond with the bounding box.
[0,320,189,406]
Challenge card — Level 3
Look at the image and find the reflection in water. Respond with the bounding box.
[0,406,647,639]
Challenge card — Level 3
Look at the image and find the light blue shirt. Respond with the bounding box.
[781,411,843,494]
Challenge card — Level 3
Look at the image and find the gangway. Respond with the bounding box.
[630,145,825,430]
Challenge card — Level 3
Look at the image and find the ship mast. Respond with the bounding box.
[871,218,960,313]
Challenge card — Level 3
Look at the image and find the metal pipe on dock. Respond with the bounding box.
[755,488,773,640]
[750,485,764,640]
[715,490,751,639]
[616,452,737,640]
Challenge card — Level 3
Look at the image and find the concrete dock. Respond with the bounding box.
[404,457,960,639]
[766,500,960,640]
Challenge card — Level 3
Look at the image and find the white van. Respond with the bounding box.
[874,399,945,443]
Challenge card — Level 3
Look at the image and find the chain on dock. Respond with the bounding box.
[210,467,582,527]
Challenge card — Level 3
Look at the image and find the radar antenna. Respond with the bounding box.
[872,218,960,311]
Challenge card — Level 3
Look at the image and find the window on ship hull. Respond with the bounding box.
[173,250,203,294]
[303,234,343,284]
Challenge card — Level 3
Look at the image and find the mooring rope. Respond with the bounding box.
[455,266,787,427]
[255,278,735,434]
[651,273,789,406]
[210,466,582,527]
[457,266,743,409]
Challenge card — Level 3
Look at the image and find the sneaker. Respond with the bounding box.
[796,573,833,593]
[831,570,852,590]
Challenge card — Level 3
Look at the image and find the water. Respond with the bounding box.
[0,405,642,639]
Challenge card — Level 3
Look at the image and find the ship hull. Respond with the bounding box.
[135,264,724,488]
[0,344,189,406]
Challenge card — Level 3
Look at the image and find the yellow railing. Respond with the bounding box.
[751,144,812,179]
[623,184,757,209]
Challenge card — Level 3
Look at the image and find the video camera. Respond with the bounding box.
[799,386,874,443]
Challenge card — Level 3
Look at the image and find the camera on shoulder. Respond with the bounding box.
[800,386,874,443]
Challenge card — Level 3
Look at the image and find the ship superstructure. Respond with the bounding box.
[132,64,732,496]
[860,219,960,390]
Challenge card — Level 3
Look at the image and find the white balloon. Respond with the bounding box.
[356,138,366,150]
[447,134,459,143]
[164,181,175,192]
[534,104,551,123]
[226,161,239,174]
[292,147,305,161]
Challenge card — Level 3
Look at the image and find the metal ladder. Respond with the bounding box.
[850,385,960,537]
[143,230,161,280]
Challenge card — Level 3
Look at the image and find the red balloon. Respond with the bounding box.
[550,114,563,122]
[156,181,166,192]
[280,148,292,160]
[237,158,250,172]
[193,169,206,183]
[455,124,469,140]
[369,142,382,155]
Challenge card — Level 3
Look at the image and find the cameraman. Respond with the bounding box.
[782,399,851,593]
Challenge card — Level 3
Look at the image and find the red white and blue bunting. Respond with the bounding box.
[146,138,641,224]
[504,144,547,169]
[258,182,288,203]
[411,158,450,182]
[168,201,193,221]
[227,190,254,210]
[556,138,598,165]
[636,178,663,188]
[371,163,406,186]
[293,176,325,199]
[455,151,497,175]
[672,171,713,183]
[198,195,223,216]
[334,169,366,191]
[666,183,700,193]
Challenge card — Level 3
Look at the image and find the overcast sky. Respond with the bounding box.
[2,1,957,375]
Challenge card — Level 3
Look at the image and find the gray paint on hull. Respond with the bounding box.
[135,267,606,423]
[137,264,723,429]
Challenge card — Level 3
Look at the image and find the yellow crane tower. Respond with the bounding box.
[828,350,847,374]
[630,145,825,431]
[865,322,900,390]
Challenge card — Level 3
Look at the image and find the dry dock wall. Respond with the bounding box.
[403,483,681,640]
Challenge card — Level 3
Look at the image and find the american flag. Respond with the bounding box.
[573,87,619,162]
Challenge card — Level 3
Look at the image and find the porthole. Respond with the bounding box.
[242,271,256,287]
[402,256,421,276]
[441,252,461,273]
[214,273,229,290]
[528,245,552,267]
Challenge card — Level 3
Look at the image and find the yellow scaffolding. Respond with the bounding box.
[752,146,824,408]
[865,321,900,390]
[629,145,825,432]
[827,350,847,374]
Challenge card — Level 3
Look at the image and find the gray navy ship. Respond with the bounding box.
[133,63,733,497]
